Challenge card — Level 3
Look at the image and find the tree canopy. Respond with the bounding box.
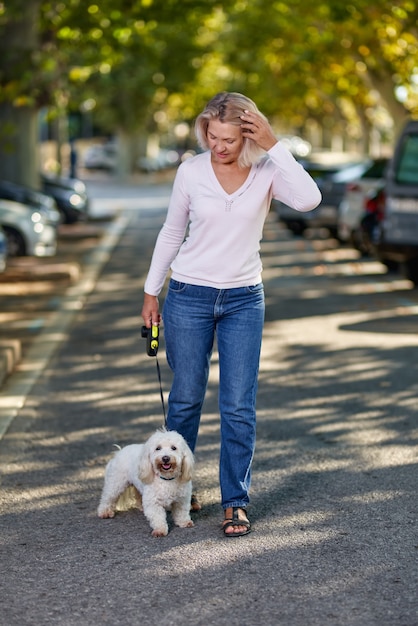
[1,0,417,181]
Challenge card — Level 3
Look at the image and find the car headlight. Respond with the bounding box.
[31,211,42,223]
[73,181,86,193]
[69,193,83,207]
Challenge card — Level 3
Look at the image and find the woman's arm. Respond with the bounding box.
[142,165,190,303]
[240,110,321,212]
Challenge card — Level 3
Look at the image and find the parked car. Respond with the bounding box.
[373,119,418,286]
[41,174,89,224]
[83,143,117,170]
[274,159,365,237]
[354,184,401,272]
[0,179,61,225]
[337,158,389,248]
[357,184,386,258]
[0,226,7,272]
[137,148,181,172]
[0,199,57,257]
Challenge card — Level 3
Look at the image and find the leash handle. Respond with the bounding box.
[141,325,159,357]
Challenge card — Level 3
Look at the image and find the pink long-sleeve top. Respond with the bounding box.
[144,141,321,296]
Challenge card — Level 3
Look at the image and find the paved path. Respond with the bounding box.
[0,183,417,625]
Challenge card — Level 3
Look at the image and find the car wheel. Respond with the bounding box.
[403,258,418,287]
[351,228,371,256]
[328,227,341,241]
[3,227,26,256]
[62,208,80,224]
[287,221,306,236]
[382,259,399,273]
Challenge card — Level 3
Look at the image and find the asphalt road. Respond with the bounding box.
[0,177,417,626]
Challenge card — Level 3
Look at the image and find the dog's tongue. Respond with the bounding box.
[162,463,172,471]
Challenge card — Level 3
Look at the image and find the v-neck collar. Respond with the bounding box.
[207,152,256,198]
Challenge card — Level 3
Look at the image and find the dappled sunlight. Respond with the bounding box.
[263,260,392,280]
[259,405,336,421]
[318,247,360,261]
[310,421,399,445]
[339,490,408,504]
[4,207,413,516]
[1,204,417,626]
[147,526,341,577]
[0,475,102,515]
[61,387,167,408]
[359,447,418,469]
[0,394,25,410]
[68,356,108,374]
[40,427,108,447]
[261,238,311,254]
[2,459,58,474]
[268,511,332,529]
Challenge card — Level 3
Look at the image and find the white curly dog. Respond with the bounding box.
[97,429,195,537]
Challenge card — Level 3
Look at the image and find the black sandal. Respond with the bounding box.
[222,507,251,537]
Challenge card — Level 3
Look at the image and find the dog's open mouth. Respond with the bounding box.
[161,463,172,471]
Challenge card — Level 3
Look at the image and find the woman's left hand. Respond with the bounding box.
[240,110,278,152]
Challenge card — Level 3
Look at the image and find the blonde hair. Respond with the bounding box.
[194,92,268,168]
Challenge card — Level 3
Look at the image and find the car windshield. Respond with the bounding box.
[331,162,368,182]
[299,163,341,180]
[396,133,418,185]
[330,159,388,183]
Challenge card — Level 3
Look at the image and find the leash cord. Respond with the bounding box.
[155,356,167,427]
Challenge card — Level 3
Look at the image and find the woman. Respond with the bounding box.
[141,92,321,537]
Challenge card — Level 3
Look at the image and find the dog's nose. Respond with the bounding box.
[162,455,170,464]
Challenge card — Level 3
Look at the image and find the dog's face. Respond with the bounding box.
[138,429,194,484]
[150,437,182,479]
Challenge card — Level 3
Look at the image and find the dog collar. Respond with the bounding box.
[159,475,175,481]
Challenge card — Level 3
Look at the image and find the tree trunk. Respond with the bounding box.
[0,103,40,188]
[0,0,41,187]
[115,128,147,178]
[365,68,410,140]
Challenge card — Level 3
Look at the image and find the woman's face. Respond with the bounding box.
[207,119,244,165]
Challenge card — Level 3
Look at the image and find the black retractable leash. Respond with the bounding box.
[141,325,167,426]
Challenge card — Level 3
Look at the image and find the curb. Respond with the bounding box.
[0,340,22,387]
[0,262,80,283]
[0,221,106,388]
[0,212,130,440]
[0,264,79,388]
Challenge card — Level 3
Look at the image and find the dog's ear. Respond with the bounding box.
[138,447,155,484]
[180,445,195,483]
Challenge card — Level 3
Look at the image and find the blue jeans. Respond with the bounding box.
[163,279,265,510]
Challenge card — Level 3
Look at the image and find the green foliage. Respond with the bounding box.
[0,0,417,139]
[216,0,418,130]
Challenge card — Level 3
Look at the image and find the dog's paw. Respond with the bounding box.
[97,507,115,519]
[179,519,194,528]
[151,528,168,537]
